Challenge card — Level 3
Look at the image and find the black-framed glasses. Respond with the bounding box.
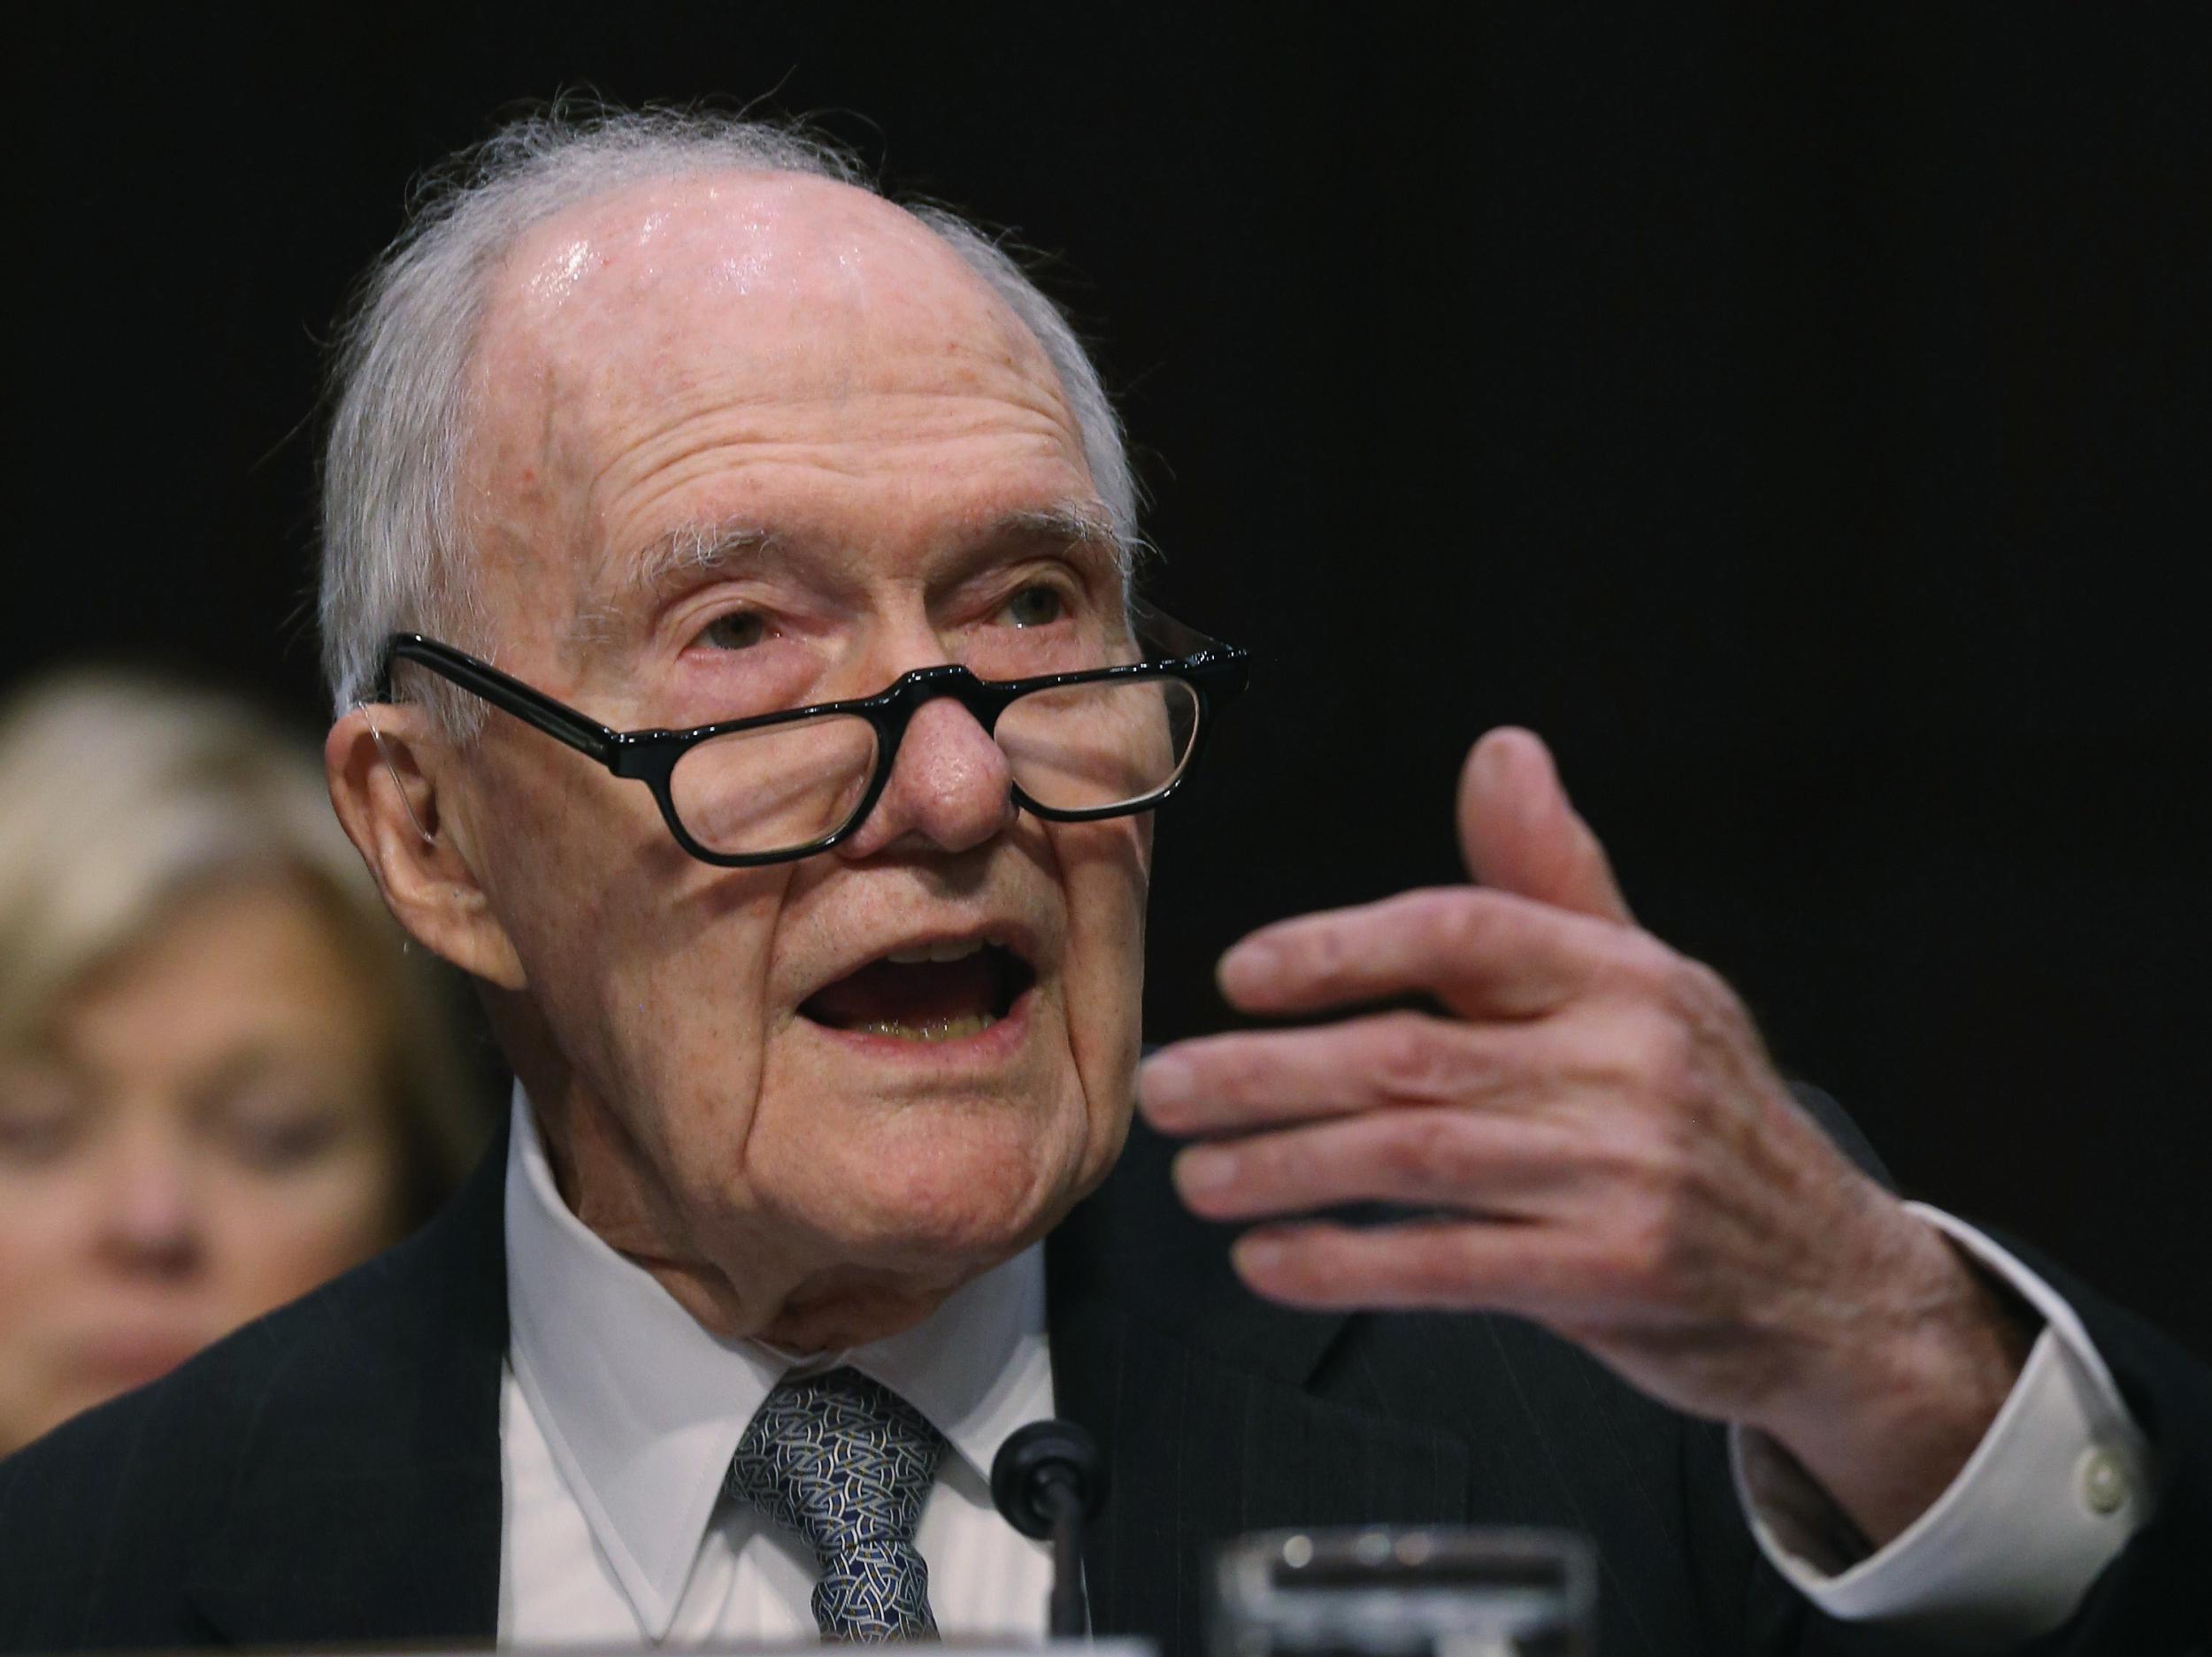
[373,608,1248,867]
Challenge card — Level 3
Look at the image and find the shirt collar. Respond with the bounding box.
[503,1085,1052,1637]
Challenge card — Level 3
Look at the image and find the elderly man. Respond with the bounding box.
[1,110,2205,1656]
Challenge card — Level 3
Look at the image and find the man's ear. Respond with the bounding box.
[326,704,529,991]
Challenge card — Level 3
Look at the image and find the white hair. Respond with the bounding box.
[319,104,1141,732]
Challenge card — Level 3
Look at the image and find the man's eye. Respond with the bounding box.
[701,610,769,650]
[1002,586,1067,628]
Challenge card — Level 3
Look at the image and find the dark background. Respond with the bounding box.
[12,5,2210,1355]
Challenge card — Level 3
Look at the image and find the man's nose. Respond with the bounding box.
[833,692,1018,861]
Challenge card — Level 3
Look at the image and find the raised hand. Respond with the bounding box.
[1137,727,2032,1545]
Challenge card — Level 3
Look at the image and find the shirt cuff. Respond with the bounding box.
[1730,1202,2153,1648]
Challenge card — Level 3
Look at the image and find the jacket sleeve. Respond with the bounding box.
[1733,1086,2212,1654]
[1712,1086,2212,1654]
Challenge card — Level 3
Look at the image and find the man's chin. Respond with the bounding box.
[734,1016,1131,1331]
[743,1189,1048,1352]
[760,1101,1089,1277]
[816,1142,1071,1266]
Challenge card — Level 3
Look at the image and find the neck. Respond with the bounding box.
[496,1010,970,1347]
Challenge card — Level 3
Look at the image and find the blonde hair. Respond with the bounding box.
[0,669,488,1222]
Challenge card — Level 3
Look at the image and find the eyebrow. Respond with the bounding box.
[570,523,779,647]
[573,500,1132,644]
[992,502,1128,570]
[618,523,780,610]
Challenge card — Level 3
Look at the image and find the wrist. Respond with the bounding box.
[1761,1213,2037,1546]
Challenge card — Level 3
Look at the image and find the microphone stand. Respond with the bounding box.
[990,1420,1107,1638]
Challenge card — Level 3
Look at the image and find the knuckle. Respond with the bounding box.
[1608,1201,1685,1299]
[1418,1230,1484,1299]
[1371,1015,1457,1103]
[1605,930,1682,993]
[1273,1242,1330,1297]
[1656,956,1759,1057]
[1373,1113,1464,1188]
[1371,1220,1471,1301]
[1532,1243,1602,1303]
[1578,1134,1680,1262]
[1211,1047,1269,1108]
[1597,1113,1670,1185]
[1413,887,1490,957]
[1238,1135,1290,1197]
[1303,924,1351,986]
[1641,1131,1701,1218]
[1660,955,1732,1025]
[1671,955,1732,1005]
[1609,1010,1696,1096]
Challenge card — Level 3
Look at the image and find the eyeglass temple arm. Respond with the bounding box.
[378,634,621,766]
[1131,602,1249,702]
[1132,602,1243,664]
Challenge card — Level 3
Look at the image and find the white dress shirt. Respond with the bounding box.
[1732,1203,2152,1646]
[500,1093,1053,1643]
[498,1088,2153,1647]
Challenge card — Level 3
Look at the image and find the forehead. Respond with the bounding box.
[491,170,1056,378]
[466,173,1090,599]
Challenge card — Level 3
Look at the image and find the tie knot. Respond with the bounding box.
[727,1367,948,1639]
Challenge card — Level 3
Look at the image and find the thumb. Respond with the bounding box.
[1458,727,1634,924]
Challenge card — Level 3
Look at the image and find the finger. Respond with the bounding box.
[1139,1012,1540,1136]
[1459,727,1634,924]
[1229,1216,1607,1314]
[1171,1107,1586,1222]
[1217,886,1617,1019]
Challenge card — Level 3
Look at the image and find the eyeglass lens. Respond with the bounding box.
[665,677,1202,856]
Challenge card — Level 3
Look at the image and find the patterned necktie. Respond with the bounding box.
[726,1366,948,1640]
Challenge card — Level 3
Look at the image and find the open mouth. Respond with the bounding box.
[798,939,1037,1044]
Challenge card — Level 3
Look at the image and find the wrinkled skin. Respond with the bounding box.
[328,169,2027,1546]
[1141,729,2032,1545]
[329,174,1148,1352]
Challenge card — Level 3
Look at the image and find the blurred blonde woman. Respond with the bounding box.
[0,671,488,1456]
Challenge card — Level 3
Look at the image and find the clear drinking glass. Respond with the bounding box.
[1210,1527,1596,1657]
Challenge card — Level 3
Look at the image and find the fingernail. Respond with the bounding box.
[1175,1146,1235,1196]
[1138,1054,1194,1120]
[1474,733,1515,791]
[1218,940,1281,1000]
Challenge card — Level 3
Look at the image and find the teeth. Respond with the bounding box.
[851,1013,1000,1042]
[884,940,988,965]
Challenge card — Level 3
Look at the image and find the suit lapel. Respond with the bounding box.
[183,1117,512,1645]
[1048,1121,1470,1656]
[177,1110,1471,1653]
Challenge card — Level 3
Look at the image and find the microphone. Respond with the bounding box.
[990,1419,1106,1638]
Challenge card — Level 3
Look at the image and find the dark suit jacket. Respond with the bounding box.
[2,1093,2207,1656]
